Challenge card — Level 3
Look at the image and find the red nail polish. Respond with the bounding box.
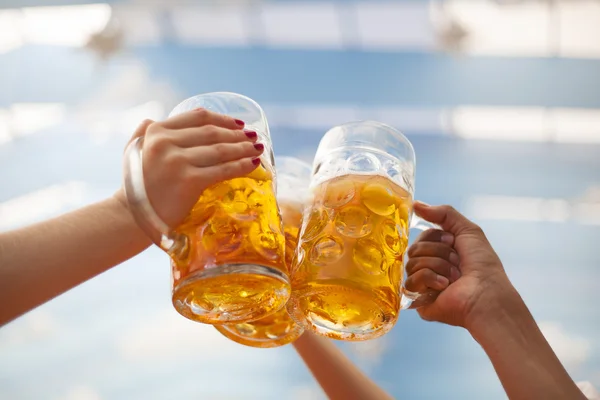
[245,130,257,140]
[235,119,245,127]
[252,157,261,166]
[254,143,264,151]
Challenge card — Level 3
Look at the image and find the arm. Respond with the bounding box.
[467,284,587,400]
[406,203,586,400]
[293,332,394,400]
[0,195,151,326]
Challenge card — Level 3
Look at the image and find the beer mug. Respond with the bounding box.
[123,92,290,324]
[214,157,310,348]
[288,121,438,341]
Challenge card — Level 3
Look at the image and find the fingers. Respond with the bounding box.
[405,269,449,293]
[413,202,482,237]
[407,243,459,275]
[171,126,257,148]
[413,228,454,246]
[161,108,244,130]
[186,142,264,168]
[199,157,261,187]
[127,119,154,144]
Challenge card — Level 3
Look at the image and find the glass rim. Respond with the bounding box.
[168,91,266,119]
[314,120,416,165]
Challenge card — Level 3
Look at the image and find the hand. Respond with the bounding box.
[114,108,263,228]
[405,202,515,329]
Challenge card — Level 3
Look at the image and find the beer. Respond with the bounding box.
[289,173,411,341]
[215,201,304,348]
[171,164,290,324]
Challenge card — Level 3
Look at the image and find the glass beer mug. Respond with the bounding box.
[214,156,310,348]
[123,92,290,324]
[288,121,438,341]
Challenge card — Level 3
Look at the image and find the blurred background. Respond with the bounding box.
[1,0,599,399]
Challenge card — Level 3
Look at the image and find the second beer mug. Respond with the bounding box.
[214,157,310,348]
[123,92,290,324]
[288,121,437,341]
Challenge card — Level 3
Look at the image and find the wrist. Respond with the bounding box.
[112,189,129,212]
[464,275,524,338]
[108,191,153,247]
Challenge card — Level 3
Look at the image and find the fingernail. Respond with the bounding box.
[245,130,257,140]
[415,200,430,207]
[252,157,261,166]
[436,274,450,289]
[254,143,264,151]
[449,252,460,266]
[450,267,461,282]
[235,119,245,127]
[441,232,454,245]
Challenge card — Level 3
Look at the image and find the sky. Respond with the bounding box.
[0,1,599,399]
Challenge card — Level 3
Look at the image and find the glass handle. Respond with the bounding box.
[400,213,443,310]
[123,137,188,257]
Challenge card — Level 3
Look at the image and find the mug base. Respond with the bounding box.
[172,263,290,325]
[288,280,398,341]
[214,315,304,349]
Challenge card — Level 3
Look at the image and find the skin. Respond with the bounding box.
[404,202,587,400]
[0,109,264,327]
[0,110,587,399]
[293,332,394,400]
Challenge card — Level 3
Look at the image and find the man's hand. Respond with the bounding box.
[405,202,513,329]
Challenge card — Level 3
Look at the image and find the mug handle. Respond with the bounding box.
[400,213,443,310]
[122,136,189,258]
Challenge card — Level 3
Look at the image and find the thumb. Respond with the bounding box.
[128,119,154,144]
[414,202,480,237]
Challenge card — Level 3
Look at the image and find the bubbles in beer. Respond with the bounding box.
[310,235,344,266]
[353,238,387,275]
[171,164,289,325]
[302,207,329,241]
[250,221,282,261]
[214,200,305,348]
[200,216,243,256]
[361,183,397,216]
[289,173,413,341]
[265,321,292,339]
[334,205,373,238]
[234,323,257,337]
[380,218,404,255]
[323,179,355,208]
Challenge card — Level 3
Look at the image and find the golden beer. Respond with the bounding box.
[171,164,289,324]
[289,173,411,341]
[214,201,304,347]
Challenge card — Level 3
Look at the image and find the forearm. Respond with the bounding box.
[0,196,151,326]
[293,332,394,400]
[468,286,586,400]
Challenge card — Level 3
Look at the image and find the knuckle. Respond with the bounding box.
[471,224,484,234]
[202,124,220,135]
[405,259,418,274]
[182,169,199,186]
[212,143,234,159]
[440,204,455,214]
[146,133,172,156]
[407,243,421,257]
[194,108,210,121]
[141,118,153,128]
[164,151,185,169]
[146,121,163,135]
